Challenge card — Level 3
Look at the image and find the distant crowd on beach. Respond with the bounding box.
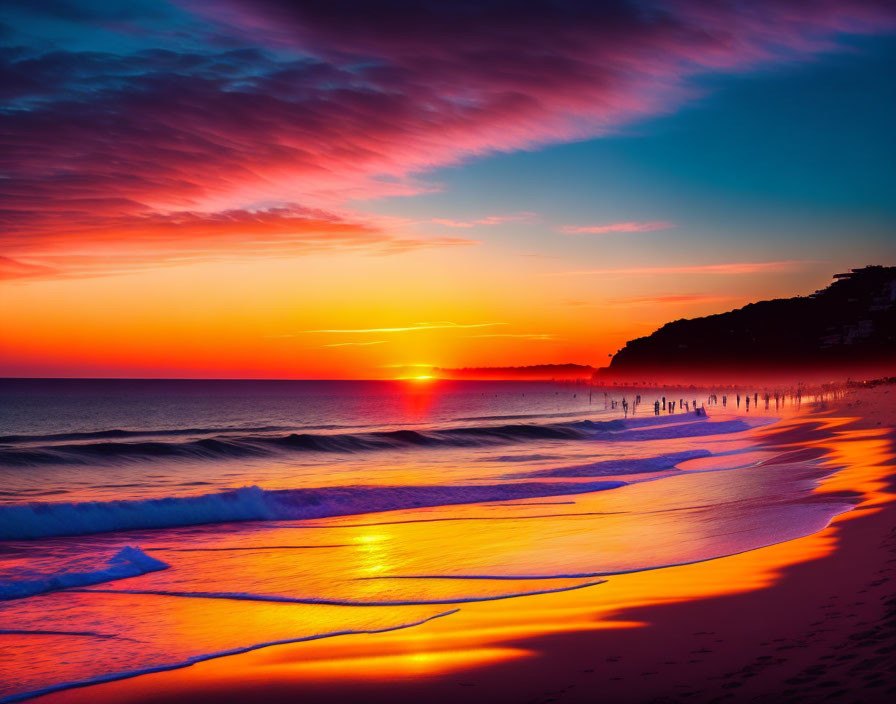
[596,384,848,419]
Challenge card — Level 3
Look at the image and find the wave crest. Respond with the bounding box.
[0,481,633,540]
[0,415,713,467]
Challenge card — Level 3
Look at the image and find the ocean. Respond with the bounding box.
[0,379,852,701]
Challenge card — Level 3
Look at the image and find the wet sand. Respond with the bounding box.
[45,386,896,704]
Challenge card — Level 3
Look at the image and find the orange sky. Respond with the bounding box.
[0,249,836,378]
[3,1,894,378]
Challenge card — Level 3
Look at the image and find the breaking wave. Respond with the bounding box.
[0,547,169,600]
[0,414,726,467]
[0,481,632,539]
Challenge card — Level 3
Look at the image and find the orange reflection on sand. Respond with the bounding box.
[815,427,895,512]
[258,646,534,677]
[151,528,840,693]
[756,414,895,513]
[208,415,894,682]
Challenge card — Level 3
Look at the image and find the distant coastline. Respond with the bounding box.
[598,265,896,383]
[428,266,896,385]
[434,364,596,381]
[1,267,893,385]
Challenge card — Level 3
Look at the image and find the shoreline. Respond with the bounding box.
[37,387,896,703]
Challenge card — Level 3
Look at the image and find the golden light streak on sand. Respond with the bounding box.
[194,416,893,677]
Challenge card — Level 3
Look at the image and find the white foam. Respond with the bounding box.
[0,481,627,540]
[0,547,169,600]
[0,414,777,540]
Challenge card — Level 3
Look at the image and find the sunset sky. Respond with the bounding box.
[1,1,894,378]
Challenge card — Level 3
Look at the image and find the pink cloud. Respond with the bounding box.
[608,294,733,306]
[0,256,59,281]
[545,261,809,276]
[0,206,472,279]
[560,221,675,235]
[2,1,894,277]
[431,213,539,228]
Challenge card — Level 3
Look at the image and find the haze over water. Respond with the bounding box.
[0,379,855,701]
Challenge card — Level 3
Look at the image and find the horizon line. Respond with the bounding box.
[0,376,598,382]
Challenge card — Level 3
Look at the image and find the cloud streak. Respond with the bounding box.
[468,333,556,340]
[306,322,506,334]
[545,261,809,277]
[559,221,674,235]
[0,256,59,281]
[431,213,539,228]
[608,294,733,306]
[0,205,474,279]
[322,341,387,347]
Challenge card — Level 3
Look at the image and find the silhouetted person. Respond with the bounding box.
[662,396,666,411]
[654,400,660,415]
[746,396,750,411]
[737,394,741,408]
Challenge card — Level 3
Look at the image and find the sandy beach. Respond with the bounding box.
[33,384,894,704]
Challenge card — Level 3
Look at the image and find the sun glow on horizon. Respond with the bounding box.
[0,0,893,380]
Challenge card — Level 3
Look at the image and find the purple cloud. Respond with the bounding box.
[1,0,894,277]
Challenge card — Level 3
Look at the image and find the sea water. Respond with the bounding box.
[0,379,853,701]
